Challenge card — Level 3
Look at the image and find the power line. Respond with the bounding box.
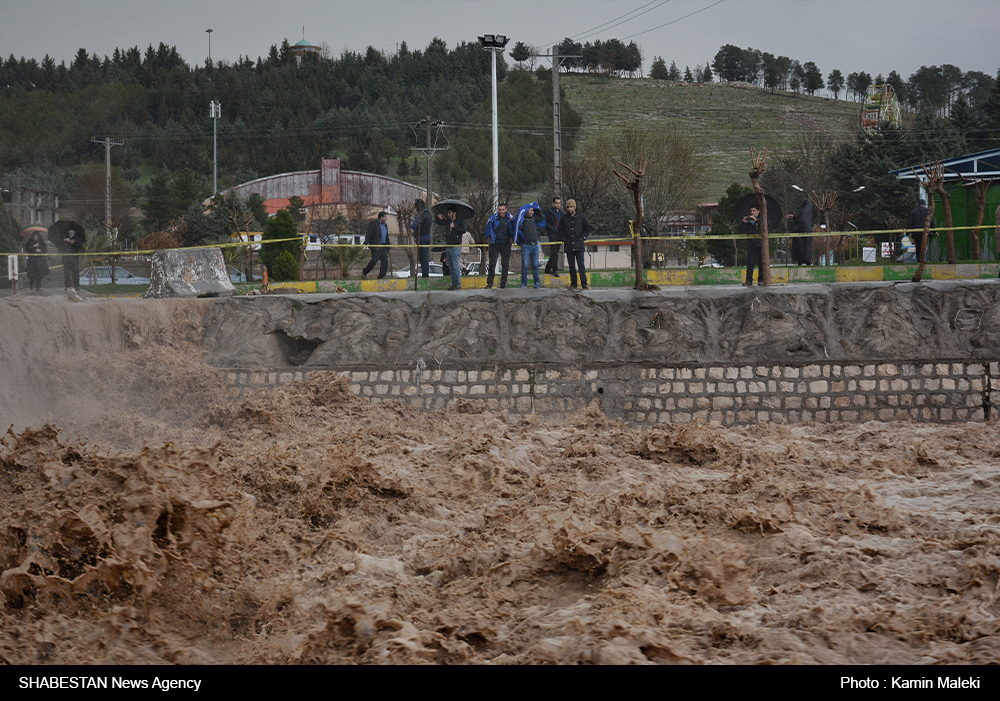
[571,0,674,42]
[623,0,727,40]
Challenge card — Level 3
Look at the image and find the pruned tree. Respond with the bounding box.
[613,158,654,290]
[958,175,995,260]
[748,147,771,286]
[909,164,942,282]
[809,189,839,264]
[611,124,704,268]
[924,162,956,264]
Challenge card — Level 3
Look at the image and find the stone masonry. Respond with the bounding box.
[224,360,999,426]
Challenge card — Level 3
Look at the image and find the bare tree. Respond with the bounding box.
[910,164,941,283]
[613,158,656,290]
[928,163,956,264]
[958,175,994,260]
[749,147,772,286]
[612,124,704,268]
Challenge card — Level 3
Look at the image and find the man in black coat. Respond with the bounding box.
[557,198,592,289]
[62,226,85,291]
[741,207,762,286]
[362,211,390,279]
[907,199,931,263]
[411,199,433,277]
[544,196,563,276]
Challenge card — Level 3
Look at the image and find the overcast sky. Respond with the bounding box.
[2,0,998,83]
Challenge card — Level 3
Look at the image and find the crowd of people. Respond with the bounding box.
[360,196,594,290]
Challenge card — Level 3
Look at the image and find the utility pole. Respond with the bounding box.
[92,137,123,283]
[531,46,580,200]
[210,100,221,194]
[411,117,448,206]
[552,44,562,199]
[410,117,448,290]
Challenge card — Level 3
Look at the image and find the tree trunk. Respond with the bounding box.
[911,198,936,282]
[972,198,985,261]
[633,191,645,289]
[937,187,956,263]
[750,178,771,286]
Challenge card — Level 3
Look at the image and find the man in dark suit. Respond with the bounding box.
[362,211,390,279]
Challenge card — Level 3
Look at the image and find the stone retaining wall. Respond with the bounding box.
[224,360,999,426]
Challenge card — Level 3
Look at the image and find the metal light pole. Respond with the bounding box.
[479,34,509,212]
[210,100,220,194]
[206,29,213,63]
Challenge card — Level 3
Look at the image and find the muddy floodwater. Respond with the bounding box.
[1,295,999,664]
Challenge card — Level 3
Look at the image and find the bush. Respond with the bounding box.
[260,209,300,271]
[138,231,182,250]
[270,249,299,281]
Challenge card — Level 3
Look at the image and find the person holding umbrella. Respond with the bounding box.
[443,205,466,290]
[21,227,49,292]
[432,199,475,290]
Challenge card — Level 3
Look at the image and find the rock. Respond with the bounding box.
[144,248,234,299]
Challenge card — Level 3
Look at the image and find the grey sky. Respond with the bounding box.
[1,0,997,85]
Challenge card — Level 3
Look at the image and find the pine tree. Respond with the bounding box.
[650,56,668,80]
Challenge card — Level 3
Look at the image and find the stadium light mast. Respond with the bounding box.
[478,34,509,211]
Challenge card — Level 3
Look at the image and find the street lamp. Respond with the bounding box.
[206,29,213,63]
[479,34,509,212]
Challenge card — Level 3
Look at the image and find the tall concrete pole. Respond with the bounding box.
[552,44,562,200]
[426,116,433,207]
[491,48,499,211]
[92,137,122,282]
[210,100,220,194]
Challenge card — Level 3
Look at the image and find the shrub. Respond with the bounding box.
[270,249,299,281]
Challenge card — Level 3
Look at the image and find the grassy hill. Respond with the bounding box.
[562,74,863,202]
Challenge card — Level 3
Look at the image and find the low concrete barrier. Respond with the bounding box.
[145,248,234,298]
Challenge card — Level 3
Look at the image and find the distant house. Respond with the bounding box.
[890,148,1000,260]
[289,38,321,64]
[1,176,67,228]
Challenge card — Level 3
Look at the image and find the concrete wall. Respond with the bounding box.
[223,359,999,426]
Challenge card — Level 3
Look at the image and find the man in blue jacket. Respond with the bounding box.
[484,202,516,289]
[515,201,543,289]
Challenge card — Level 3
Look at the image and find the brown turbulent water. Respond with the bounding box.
[1,296,999,664]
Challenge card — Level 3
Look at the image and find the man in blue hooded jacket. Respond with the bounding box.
[515,201,543,289]
[484,203,516,289]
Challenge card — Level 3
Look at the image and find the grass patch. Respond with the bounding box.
[563,75,860,201]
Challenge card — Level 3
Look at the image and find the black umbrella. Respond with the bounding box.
[48,220,86,252]
[432,199,475,221]
[735,194,782,232]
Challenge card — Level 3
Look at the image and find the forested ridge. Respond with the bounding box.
[0,39,506,184]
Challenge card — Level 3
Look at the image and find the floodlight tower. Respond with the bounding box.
[478,34,509,211]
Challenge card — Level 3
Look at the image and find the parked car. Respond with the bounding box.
[393,263,444,278]
[228,266,248,283]
[463,261,499,275]
[78,266,151,286]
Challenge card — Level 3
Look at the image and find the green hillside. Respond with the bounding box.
[562,75,863,201]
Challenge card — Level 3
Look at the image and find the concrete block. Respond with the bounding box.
[144,248,234,298]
